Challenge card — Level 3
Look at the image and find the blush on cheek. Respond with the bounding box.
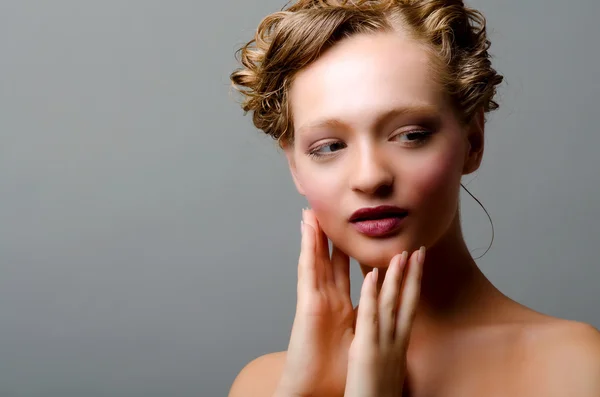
[301,184,332,214]
[403,151,462,249]
[420,148,462,193]
[301,185,342,238]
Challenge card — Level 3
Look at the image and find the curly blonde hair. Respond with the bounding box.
[230,0,503,148]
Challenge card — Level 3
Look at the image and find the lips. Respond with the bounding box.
[349,205,408,222]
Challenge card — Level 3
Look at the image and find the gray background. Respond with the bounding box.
[1,0,598,396]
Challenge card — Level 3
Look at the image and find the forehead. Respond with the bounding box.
[289,32,446,133]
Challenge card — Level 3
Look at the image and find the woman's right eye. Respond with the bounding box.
[308,141,346,158]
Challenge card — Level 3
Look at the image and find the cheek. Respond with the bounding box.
[297,170,338,217]
[407,143,464,219]
[301,179,333,212]
[297,172,345,238]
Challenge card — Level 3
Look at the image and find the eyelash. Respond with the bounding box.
[307,129,433,159]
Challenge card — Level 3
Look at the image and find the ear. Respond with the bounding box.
[282,142,306,196]
[462,108,485,176]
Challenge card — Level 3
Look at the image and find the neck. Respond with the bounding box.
[358,208,508,332]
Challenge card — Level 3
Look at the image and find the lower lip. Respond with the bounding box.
[351,215,406,237]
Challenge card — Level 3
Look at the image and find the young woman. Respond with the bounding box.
[228,1,600,396]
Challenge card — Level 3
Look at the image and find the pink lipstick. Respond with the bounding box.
[349,205,408,237]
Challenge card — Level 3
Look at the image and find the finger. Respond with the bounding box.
[301,209,326,287]
[305,209,333,284]
[298,209,317,294]
[316,220,334,284]
[396,246,426,346]
[331,243,350,295]
[378,251,408,346]
[354,269,380,346]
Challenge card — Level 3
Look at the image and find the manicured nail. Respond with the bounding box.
[418,246,426,263]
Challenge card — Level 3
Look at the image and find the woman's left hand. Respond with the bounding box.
[344,247,425,397]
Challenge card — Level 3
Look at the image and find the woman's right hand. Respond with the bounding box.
[273,208,356,397]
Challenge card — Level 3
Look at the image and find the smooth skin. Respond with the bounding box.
[345,245,423,397]
[274,208,424,397]
[231,212,600,397]
[229,29,600,397]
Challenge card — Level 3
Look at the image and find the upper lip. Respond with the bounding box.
[349,205,409,222]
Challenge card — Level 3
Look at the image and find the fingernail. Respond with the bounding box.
[418,246,426,263]
[301,220,304,234]
[372,268,378,285]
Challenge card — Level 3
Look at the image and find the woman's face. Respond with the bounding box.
[284,31,483,268]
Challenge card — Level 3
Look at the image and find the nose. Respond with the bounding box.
[349,142,394,197]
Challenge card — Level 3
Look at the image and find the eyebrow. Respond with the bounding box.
[295,105,439,135]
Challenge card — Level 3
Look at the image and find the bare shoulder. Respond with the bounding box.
[524,318,600,358]
[519,318,600,396]
[228,351,287,397]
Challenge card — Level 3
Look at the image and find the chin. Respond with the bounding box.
[342,233,421,268]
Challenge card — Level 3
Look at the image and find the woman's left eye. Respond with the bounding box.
[393,129,432,145]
